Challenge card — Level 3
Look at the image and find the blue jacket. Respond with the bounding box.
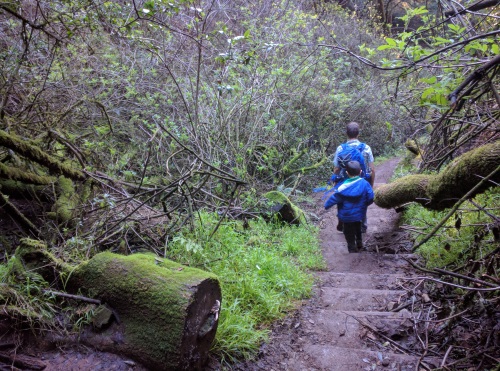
[324,177,374,223]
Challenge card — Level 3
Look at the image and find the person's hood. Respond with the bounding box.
[337,178,365,198]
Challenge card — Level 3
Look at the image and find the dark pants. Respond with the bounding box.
[342,221,363,253]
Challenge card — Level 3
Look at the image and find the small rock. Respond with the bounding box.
[382,359,390,366]
[387,301,397,310]
[92,305,114,329]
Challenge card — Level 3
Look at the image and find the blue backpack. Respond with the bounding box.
[334,142,369,184]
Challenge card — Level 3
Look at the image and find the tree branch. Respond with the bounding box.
[444,0,500,17]
[448,55,500,107]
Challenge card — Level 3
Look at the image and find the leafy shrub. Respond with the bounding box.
[403,188,499,268]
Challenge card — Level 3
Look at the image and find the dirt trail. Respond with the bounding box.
[241,158,437,371]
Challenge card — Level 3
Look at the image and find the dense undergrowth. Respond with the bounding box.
[403,188,499,269]
[390,155,499,370]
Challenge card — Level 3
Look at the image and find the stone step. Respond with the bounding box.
[296,344,438,371]
[319,287,405,311]
[304,309,414,348]
[322,250,417,275]
[316,272,409,290]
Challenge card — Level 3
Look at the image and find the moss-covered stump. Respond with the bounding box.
[263,191,307,224]
[67,252,221,370]
[375,141,500,210]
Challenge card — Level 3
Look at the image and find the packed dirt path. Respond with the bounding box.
[242,158,439,371]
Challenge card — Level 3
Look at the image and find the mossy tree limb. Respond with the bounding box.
[282,154,329,178]
[0,162,55,185]
[0,130,85,181]
[375,141,500,210]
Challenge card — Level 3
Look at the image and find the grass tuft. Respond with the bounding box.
[165,212,325,361]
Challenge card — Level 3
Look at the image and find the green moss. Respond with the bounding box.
[263,191,307,224]
[264,190,289,204]
[69,252,220,369]
[0,130,85,180]
[375,174,430,208]
[0,162,54,185]
[0,180,46,198]
[14,238,70,282]
[51,176,79,224]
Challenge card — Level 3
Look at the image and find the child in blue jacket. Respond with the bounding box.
[324,161,374,253]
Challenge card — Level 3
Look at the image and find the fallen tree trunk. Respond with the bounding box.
[375,141,500,210]
[15,241,222,371]
[68,252,221,370]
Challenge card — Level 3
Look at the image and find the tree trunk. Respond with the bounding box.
[375,141,500,210]
[68,252,221,371]
[15,242,221,371]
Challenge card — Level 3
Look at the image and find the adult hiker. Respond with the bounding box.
[330,121,375,233]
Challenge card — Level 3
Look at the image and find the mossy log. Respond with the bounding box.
[0,180,49,200]
[263,191,307,224]
[375,141,500,210]
[66,252,221,370]
[405,139,422,156]
[14,241,221,371]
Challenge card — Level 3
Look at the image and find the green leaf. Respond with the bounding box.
[377,44,396,51]
[385,38,397,46]
[421,87,435,99]
[436,94,448,106]
[413,6,428,15]
[492,44,500,55]
[422,76,437,84]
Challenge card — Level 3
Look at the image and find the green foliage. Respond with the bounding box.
[403,188,499,268]
[164,212,325,360]
[0,256,56,329]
